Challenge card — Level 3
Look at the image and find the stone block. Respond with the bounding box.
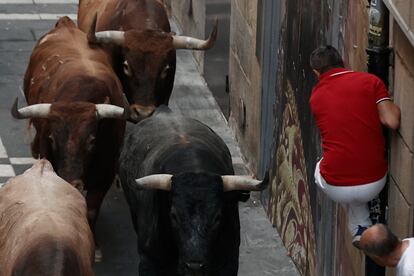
[393,23,414,78]
[390,132,414,205]
[229,0,262,168]
[411,2,414,31]
[393,45,414,148]
[228,50,260,171]
[387,176,412,238]
[229,48,251,113]
[234,0,257,32]
[393,0,411,27]
[230,0,255,81]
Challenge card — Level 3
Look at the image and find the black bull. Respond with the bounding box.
[119,106,269,276]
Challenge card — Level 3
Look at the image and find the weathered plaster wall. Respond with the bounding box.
[228,0,261,173]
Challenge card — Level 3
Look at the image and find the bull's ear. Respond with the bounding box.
[222,170,269,192]
[134,174,173,191]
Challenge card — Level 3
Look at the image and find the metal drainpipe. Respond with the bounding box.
[365,0,390,275]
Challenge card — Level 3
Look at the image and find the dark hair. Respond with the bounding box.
[309,45,345,74]
[363,224,400,257]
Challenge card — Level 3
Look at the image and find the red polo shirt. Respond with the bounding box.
[310,68,390,186]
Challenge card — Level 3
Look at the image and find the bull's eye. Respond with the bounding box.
[86,136,96,152]
[123,60,132,77]
[212,213,222,227]
[160,65,170,79]
[48,135,56,149]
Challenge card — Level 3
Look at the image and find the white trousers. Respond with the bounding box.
[314,160,386,235]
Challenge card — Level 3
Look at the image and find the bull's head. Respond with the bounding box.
[134,172,269,275]
[88,14,218,123]
[11,98,127,191]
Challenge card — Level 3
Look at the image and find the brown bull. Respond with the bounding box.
[11,16,142,258]
[0,159,94,276]
[78,0,217,122]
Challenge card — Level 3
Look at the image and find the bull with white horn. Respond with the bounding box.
[11,16,150,261]
[119,105,269,276]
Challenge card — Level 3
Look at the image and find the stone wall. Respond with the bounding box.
[228,0,262,172]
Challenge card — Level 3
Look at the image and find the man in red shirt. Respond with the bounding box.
[309,45,401,248]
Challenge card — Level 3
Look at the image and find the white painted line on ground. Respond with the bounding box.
[0,0,32,3]
[39,13,76,20]
[0,165,15,177]
[0,13,40,20]
[0,137,7,158]
[35,0,77,3]
[9,157,36,165]
[0,0,77,4]
[0,13,77,20]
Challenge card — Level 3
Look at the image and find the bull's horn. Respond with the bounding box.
[87,13,125,46]
[222,171,269,192]
[172,18,218,50]
[134,174,173,191]
[11,97,51,119]
[95,104,127,119]
[94,31,125,46]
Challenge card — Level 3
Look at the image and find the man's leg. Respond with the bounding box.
[314,162,386,240]
[342,202,372,236]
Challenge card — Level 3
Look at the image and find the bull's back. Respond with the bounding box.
[121,106,233,177]
[78,0,170,32]
[11,237,87,276]
[0,160,94,275]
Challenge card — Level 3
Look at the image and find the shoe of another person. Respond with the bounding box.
[352,225,368,249]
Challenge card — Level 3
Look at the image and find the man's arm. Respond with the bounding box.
[377,100,401,130]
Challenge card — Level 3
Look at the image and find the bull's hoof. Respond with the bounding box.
[95,248,103,262]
